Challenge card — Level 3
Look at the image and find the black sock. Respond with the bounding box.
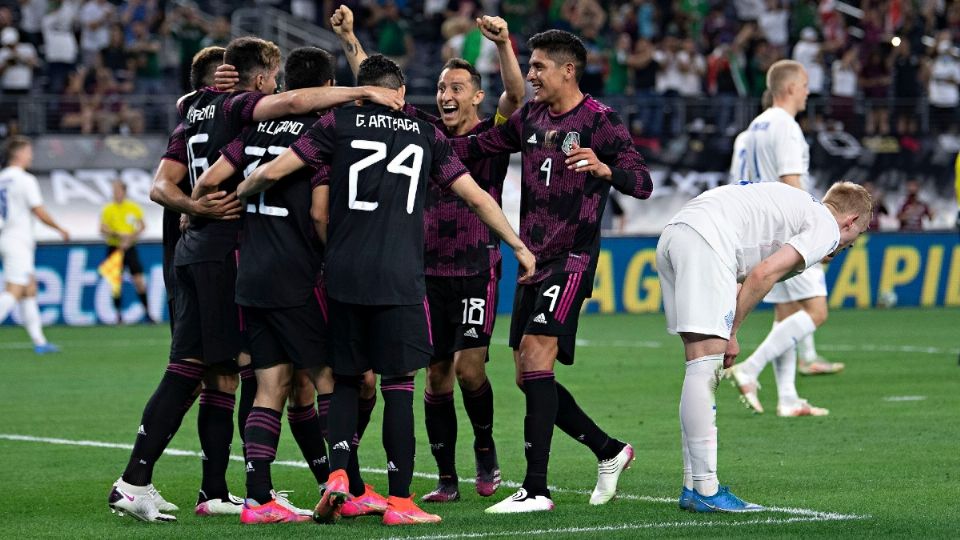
[317,393,331,441]
[122,360,206,486]
[347,393,376,496]
[424,390,457,483]
[461,377,495,463]
[288,404,329,485]
[197,389,235,500]
[327,375,360,473]
[137,292,151,319]
[520,370,557,497]
[555,382,624,461]
[237,367,256,457]
[113,296,122,319]
[381,377,415,498]
[243,406,282,505]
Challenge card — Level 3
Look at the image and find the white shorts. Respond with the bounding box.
[656,223,738,340]
[0,238,36,286]
[764,263,827,303]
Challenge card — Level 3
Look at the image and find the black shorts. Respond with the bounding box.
[508,271,593,365]
[245,288,328,371]
[425,269,499,361]
[170,254,242,366]
[107,245,144,276]
[327,297,433,377]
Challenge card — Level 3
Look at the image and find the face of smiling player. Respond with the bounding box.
[526,49,574,108]
[436,67,484,136]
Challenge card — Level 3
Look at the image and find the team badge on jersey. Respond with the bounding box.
[561,131,580,155]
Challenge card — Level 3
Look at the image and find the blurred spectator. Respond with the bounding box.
[706,43,742,135]
[42,0,80,94]
[127,20,162,96]
[789,0,818,43]
[758,0,789,53]
[830,46,859,132]
[500,0,536,39]
[87,64,144,134]
[167,3,207,92]
[819,0,848,54]
[580,25,608,96]
[747,36,780,97]
[120,0,160,43]
[860,47,891,135]
[369,0,413,69]
[0,27,39,133]
[200,16,230,48]
[793,27,826,96]
[892,39,921,135]
[633,0,658,41]
[59,68,94,132]
[628,36,662,137]
[677,37,706,97]
[19,0,48,48]
[733,0,765,22]
[605,32,631,97]
[862,180,889,231]
[100,25,132,85]
[702,5,736,51]
[655,33,686,135]
[923,35,960,134]
[897,178,933,231]
[80,0,115,66]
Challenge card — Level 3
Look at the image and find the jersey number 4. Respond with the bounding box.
[349,140,423,214]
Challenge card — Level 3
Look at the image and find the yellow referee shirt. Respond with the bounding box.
[101,200,144,247]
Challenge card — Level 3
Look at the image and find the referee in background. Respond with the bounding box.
[100,179,153,323]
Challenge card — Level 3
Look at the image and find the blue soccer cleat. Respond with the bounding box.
[691,486,764,513]
[34,343,61,355]
[679,487,695,511]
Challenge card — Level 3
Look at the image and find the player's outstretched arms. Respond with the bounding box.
[477,15,525,119]
[331,5,367,79]
[449,173,536,282]
[238,149,307,198]
[193,155,238,199]
[253,85,404,120]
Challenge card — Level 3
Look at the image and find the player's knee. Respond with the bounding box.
[358,370,377,398]
[311,366,334,395]
[454,361,485,391]
[809,307,828,327]
[289,370,315,406]
[203,370,239,394]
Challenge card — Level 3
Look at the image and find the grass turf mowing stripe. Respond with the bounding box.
[0,433,867,523]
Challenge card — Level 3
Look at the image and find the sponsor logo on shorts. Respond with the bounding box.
[533,313,548,324]
[463,327,479,338]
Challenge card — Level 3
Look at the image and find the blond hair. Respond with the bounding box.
[823,181,873,229]
[766,60,805,98]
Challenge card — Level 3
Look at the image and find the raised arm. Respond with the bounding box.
[251,85,403,121]
[476,15,525,120]
[449,173,535,281]
[331,5,367,80]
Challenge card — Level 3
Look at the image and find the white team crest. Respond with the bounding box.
[561,131,580,155]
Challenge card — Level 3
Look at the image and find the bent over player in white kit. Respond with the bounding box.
[0,136,70,353]
[656,181,871,512]
[727,60,843,419]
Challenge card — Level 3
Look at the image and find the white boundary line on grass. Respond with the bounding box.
[0,433,867,528]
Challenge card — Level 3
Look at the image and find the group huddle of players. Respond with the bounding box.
[106,5,653,526]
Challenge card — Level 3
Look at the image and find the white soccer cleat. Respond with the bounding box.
[195,492,244,516]
[727,364,764,414]
[484,488,555,514]
[798,357,845,376]
[590,443,635,505]
[148,485,179,512]
[108,479,176,522]
[777,398,829,417]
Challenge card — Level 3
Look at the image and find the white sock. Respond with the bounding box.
[680,354,723,497]
[798,332,818,363]
[773,347,799,405]
[0,291,16,322]
[20,297,48,346]
[738,311,816,380]
[681,421,693,490]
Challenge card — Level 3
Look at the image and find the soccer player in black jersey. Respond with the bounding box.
[331,6,525,503]
[244,55,535,526]
[448,30,654,513]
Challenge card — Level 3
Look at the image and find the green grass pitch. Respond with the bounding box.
[1,307,958,538]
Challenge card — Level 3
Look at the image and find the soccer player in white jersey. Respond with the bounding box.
[657,181,871,511]
[727,60,843,419]
[0,136,70,353]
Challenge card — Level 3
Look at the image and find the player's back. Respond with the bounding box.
[293,103,466,305]
[175,88,264,266]
[229,114,325,308]
[739,107,809,186]
[0,166,40,242]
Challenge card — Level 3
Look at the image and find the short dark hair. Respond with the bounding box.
[2,135,30,164]
[357,54,404,89]
[527,29,587,82]
[284,47,336,91]
[441,58,482,90]
[190,46,226,90]
[224,36,282,88]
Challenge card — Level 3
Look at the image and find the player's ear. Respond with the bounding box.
[472,89,484,106]
[397,85,406,99]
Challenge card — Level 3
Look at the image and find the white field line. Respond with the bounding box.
[882,395,928,402]
[386,515,866,540]
[0,433,866,525]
